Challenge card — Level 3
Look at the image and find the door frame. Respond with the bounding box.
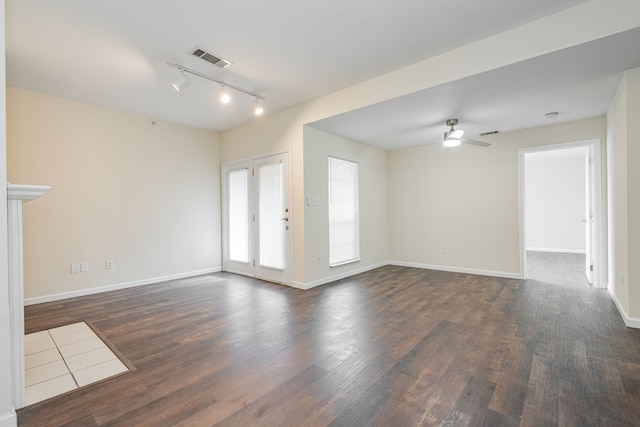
[221,151,292,285]
[518,139,605,288]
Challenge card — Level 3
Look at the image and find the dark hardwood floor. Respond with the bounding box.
[18,254,640,426]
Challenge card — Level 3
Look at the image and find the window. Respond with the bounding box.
[328,157,360,266]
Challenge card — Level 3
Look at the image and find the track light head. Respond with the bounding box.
[171,72,190,93]
[253,97,264,116]
[219,85,231,104]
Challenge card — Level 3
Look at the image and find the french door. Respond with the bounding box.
[222,152,291,284]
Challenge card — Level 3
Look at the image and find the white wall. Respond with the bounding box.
[388,117,606,278]
[525,149,586,253]
[302,126,388,286]
[7,88,221,301]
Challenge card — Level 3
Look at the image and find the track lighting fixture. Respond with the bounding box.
[167,61,265,116]
[171,72,190,93]
[219,85,231,104]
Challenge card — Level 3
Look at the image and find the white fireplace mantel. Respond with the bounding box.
[7,183,51,409]
[8,184,51,201]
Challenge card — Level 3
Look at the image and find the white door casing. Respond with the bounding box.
[519,139,603,287]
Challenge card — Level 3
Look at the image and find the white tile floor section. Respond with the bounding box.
[24,322,128,406]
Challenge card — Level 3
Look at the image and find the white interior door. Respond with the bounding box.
[222,153,290,284]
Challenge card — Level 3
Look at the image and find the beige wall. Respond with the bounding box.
[608,67,640,321]
[7,87,221,300]
[303,126,388,286]
[628,69,640,318]
[388,117,606,277]
[607,73,629,315]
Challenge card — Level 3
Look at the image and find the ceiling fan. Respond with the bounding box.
[442,119,491,148]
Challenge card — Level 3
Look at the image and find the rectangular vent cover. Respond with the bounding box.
[479,130,500,136]
[191,47,231,68]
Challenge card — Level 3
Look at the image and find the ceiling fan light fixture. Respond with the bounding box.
[445,129,465,140]
[442,118,465,147]
[443,138,461,148]
[450,129,465,139]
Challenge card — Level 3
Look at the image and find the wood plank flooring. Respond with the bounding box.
[18,253,640,426]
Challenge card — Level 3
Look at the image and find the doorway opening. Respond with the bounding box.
[221,152,291,285]
[519,140,604,288]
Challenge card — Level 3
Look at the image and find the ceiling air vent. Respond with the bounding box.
[191,47,232,68]
[479,130,500,136]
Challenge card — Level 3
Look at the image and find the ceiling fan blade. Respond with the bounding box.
[462,138,491,147]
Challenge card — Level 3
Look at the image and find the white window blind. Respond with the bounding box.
[258,162,284,270]
[328,157,360,266]
[228,169,249,263]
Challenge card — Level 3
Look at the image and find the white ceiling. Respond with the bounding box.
[7,0,638,151]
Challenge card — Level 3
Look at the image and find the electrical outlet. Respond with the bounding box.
[441,247,446,254]
[106,260,114,269]
[316,256,320,266]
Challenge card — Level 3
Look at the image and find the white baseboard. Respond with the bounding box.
[526,247,586,254]
[291,260,521,289]
[292,261,389,290]
[24,267,222,306]
[0,410,17,427]
[389,260,522,280]
[608,285,640,329]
